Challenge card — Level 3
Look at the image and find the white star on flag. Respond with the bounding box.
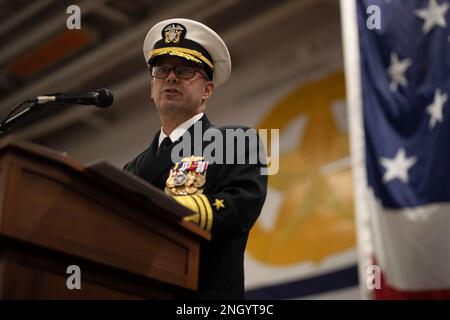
[415,0,449,34]
[426,89,448,129]
[387,53,412,92]
[380,148,417,183]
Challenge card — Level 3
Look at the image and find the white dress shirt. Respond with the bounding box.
[158,112,204,147]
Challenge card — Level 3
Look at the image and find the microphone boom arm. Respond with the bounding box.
[0,100,40,137]
[0,88,113,137]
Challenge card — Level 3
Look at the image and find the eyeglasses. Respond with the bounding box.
[151,66,207,80]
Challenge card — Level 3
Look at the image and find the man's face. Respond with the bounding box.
[150,55,214,119]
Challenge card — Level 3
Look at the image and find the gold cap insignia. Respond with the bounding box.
[163,23,185,44]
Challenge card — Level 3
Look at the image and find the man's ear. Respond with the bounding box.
[203,82,214,101]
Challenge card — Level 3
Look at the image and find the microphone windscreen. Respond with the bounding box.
[96,88,114,108]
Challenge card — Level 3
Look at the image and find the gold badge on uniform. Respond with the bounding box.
[165,156,208,196]
[163,23,185,44]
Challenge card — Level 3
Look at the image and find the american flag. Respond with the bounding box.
[348,0,450,298]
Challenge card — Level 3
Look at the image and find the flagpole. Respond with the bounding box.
[340,0,372,300]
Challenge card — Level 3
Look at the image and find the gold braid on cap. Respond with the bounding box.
[149,47,214,71]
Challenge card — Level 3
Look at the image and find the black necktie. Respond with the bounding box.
[158,136,172,154]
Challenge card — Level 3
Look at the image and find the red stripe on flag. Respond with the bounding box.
[374,270,450,300]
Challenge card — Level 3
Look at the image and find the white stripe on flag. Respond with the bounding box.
[367,188,450,291]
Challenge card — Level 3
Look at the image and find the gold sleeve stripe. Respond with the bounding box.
[191,195,206,230]
[173,195,188,208]
[175,196,201,225]
[193,195,208,230]
[184,195,200,213]
[185,195,202,229]
[198,194,213,232]
[174,196,197,213]
[183,213,199,224]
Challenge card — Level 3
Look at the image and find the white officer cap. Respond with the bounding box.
[143,18,231,87]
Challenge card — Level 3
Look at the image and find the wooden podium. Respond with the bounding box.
[0,138,210,299]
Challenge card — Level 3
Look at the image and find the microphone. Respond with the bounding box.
[30,88,114,108]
